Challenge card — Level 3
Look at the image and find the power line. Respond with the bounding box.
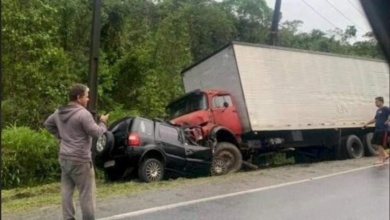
[346,0,366,17]
[324,0,367,32]
[300,0,342,30]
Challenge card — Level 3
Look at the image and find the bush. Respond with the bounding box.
[1,126,60,189]
[1,107,141,189]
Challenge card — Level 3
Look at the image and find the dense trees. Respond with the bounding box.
[2,0,382,129]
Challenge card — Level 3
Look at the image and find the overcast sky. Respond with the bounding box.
[265,0,372,41]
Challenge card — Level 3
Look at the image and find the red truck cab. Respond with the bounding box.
[167,89,244,173]
[167,89,243,145]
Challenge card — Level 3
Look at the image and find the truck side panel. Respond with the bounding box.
[183,46,251,133]
[233,43,389,131]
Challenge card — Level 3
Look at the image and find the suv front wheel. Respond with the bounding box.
[138,158,164,182]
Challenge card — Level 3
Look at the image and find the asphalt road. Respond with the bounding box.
[113,164,389,220]
[4,158,389,220]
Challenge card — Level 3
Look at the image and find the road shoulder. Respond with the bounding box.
[3,157,379,220]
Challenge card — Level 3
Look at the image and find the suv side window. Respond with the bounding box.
[212,95,233,108]
[139,120,153,136]
[159,124,181,146]
[109,117,132,131]
[133,119,154,137]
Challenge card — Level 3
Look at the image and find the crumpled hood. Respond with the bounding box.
[58,104,84,123]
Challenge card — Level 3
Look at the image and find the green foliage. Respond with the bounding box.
[2,0,382,130]
[1,0,383,189]
[2,0,77,129]
[106,105,140,123]
[1,126,60,189]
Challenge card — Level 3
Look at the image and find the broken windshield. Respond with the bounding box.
[167,92,208,119]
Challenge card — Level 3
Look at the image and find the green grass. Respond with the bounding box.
[2,174,233,214]
[2,153,293,214]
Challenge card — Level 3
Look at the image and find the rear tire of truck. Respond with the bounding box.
[362,132,378,156]
[214,142,242,173]
[343,135,364,159]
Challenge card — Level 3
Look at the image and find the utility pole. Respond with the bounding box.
[268,0,282,46]
[87,0,102,121]
[88,0,102,174]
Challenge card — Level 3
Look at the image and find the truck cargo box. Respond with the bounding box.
[182,42,389,133]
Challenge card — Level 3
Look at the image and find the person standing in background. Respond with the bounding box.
[364,96,390,165]
[44,84,109,220]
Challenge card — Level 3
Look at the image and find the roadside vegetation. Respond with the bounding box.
[2,0,382,191]
[2,153,294,214]
[2,178,180,213]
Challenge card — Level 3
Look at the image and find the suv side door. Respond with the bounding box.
[156,123,186,174]
[182,131,212,177]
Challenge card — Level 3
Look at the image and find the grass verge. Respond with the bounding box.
[2,172,244,214]
[1,152,303,214]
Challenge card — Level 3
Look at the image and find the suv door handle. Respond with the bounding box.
[186,149,194,154]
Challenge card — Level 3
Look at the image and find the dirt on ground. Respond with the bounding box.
[2,157,382,220]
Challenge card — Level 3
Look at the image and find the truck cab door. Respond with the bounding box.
[211,94,242,135]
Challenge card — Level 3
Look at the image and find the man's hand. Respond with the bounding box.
[363,119,375,129]
[99,114,110,124]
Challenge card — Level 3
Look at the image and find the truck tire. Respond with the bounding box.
[362,132,378,156]
[343,135,364,159]
[214,142,242,173]
[138,158,164,183]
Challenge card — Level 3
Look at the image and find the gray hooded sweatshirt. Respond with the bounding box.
[44,104,107,162]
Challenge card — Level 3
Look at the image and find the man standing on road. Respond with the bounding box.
[364,96,390,164]
[44,84,109,220]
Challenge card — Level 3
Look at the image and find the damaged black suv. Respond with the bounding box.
[93,116,226,182]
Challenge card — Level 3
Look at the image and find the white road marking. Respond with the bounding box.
[97,163,388,220]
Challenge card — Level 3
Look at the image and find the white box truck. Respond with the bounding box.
[166,42,389,172]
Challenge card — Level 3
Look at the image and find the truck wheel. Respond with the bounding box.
[214,142,242,173]
[344,135,364,159]
[138,158,164,183]
[362,133,378,156]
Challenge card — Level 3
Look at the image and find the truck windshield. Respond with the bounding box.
[168,93,207,119]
